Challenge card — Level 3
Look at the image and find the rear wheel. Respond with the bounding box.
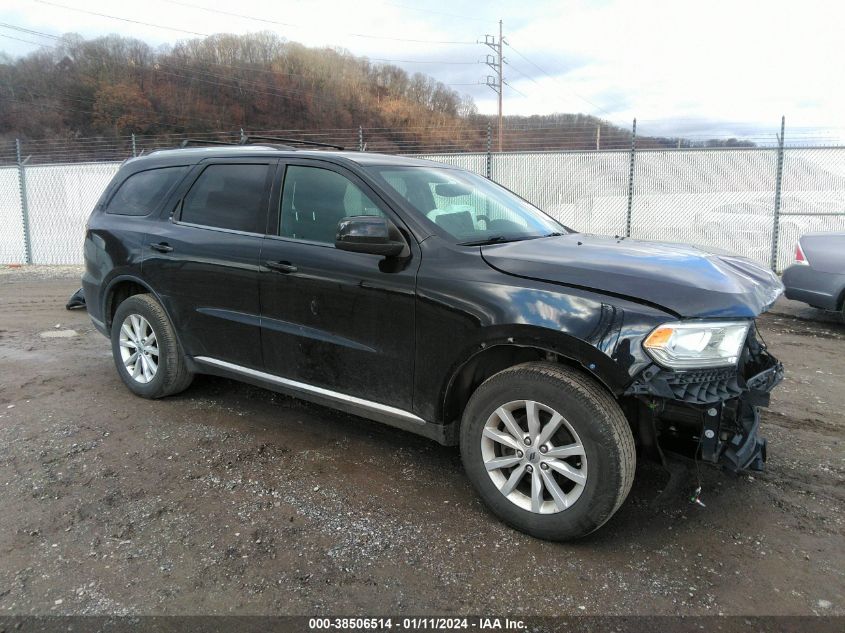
[460,362,635,541]
[111,294,193,398]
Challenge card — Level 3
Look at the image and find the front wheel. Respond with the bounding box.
[460,362,635,541]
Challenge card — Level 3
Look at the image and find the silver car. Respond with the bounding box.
[782,232,845,317]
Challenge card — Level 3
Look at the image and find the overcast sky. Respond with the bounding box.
[1,0,843,141]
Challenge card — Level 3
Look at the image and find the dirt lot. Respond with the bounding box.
[0,266,842,616]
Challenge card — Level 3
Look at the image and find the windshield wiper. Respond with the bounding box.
[458,235,517,246]
[459,234,551,246]
[458,233,552,246]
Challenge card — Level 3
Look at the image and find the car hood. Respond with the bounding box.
[481,234,784,318]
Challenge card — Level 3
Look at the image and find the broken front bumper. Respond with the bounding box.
[626,332,783,472]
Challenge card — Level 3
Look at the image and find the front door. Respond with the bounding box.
[143,159,274,369]
[259,160,419,411]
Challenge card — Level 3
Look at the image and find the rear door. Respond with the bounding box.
[259,159,419,411]
[143,158,275,369]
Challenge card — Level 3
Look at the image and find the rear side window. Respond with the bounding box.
[180,164,270,233]
[105,167,187,216]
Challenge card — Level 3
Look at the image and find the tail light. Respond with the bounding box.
[794,242,809,266]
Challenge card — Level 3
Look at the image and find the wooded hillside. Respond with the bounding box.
[0,32,751,155]
[0,32,478,145]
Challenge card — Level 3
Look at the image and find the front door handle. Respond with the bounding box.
[266,260,298,274]
[150,242,173,253]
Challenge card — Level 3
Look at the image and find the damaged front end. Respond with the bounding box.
[625,326,783,472]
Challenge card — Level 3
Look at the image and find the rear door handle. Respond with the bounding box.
[150,242,173,253]
[266,260,298,274]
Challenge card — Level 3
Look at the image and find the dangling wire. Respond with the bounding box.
[754,319,769,349]
[690,430,706,508]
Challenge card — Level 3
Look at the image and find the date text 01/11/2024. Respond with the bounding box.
[307,617,527,630]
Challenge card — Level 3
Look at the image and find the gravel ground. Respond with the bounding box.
[0,265,842,616]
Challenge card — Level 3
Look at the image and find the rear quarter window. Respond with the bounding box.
[179,164,270,234]
[105,166,188,216]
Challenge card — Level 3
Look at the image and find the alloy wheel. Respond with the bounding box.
[481,399,587,514]
[118,314,159,384]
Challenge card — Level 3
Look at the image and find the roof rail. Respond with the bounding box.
[179,139,239,148]
[241,135,345,150]
[165,136,345,152]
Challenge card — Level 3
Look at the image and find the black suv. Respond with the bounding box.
[83,142,784,540]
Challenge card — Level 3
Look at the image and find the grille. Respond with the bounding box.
[659,368,744,404]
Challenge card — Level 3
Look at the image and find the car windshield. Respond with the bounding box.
[368,166,566,245]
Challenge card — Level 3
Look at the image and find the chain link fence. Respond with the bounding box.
[1,134,844,271]
[489,151,632,236]
[629,148,779,267]
[419,146,845,272]
[776,147,845,271]
[23,162,122,264]
[0,165,26,264]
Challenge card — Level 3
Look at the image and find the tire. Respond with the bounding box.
[460,361,635,541]
[110,293,193,399]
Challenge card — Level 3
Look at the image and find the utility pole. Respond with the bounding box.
[497,19,503,152]
[484,20,504,152]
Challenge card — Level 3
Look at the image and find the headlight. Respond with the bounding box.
[643,320,750,369]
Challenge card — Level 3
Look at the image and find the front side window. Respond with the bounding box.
[180,164,270,233]
[370,166,565,245]
[279,165,384,244]
[106,166,187,216]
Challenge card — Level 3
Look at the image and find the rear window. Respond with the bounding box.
[105,167,187,216]
[180,164,270,233]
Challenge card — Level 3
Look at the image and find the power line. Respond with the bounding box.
[162,0,297,27]
[0,22,60,40]
[21,0,488,71]
[0,27,61,49]
[0,38,467,129]
[1,62,330,129]
[32,0,209,36]
[160,0,480,45]
[151,67,349,109]
[3,83,248,129]
[499,61,542,100]
[504,40,616,120]
[378,1,492,24]
[0,22,458,79]
[155,60,473,111]
[0,93,242,131]
[0,33,49,47]
[0,23,63,49]
[504,61,540,86]
[367,58,479,65]
[162,59,310,80]
[503,80,527,98]
[0,20,475,110]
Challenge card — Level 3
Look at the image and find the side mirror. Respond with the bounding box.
[335,216,410,258]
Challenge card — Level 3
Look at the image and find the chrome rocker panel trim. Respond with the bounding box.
[192,356,455,444]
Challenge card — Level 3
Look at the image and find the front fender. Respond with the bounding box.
[412,240,675,423]
[442,323,634,401]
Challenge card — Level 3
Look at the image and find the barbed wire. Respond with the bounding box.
[2,123,844,167]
